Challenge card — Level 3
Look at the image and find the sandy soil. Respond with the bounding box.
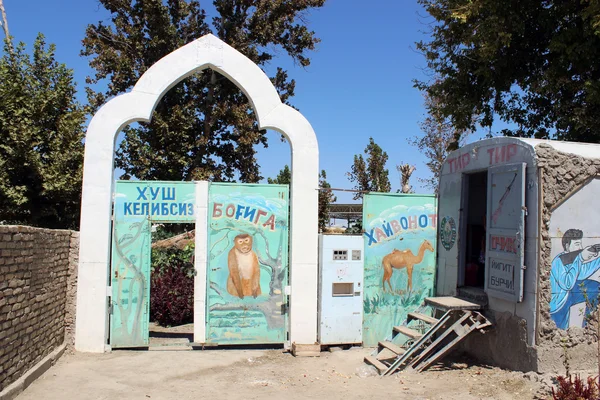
[16,346,554,400]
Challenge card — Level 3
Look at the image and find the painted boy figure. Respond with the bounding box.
[549,229,600,330]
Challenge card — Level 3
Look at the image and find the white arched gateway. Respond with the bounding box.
[75,34,319,352]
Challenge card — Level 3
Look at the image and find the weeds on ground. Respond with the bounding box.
[550,375,599,400]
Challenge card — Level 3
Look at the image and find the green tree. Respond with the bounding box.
[0,35,85,229]
[416,0,600,142]
[347,137,391,199]
[318,170,336,232]
[267,165,291,185]
[82,0,326,183]
[410,91,470,193]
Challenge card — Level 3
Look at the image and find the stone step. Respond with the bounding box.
[148,345,192,351]
[457,287,489,306]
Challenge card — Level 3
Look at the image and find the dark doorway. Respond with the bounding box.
[460,171,487,288]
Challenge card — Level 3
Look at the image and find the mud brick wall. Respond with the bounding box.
[64,232,79,353]
[0,226,79,391]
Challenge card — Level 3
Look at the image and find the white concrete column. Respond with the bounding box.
[288,151,319,345]
[193,181,209,343]
[263,105,319,346]
[75,92,156,353]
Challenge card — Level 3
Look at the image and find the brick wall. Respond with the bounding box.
[0,226,78,391]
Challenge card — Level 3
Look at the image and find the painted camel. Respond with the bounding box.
[382,239,434,292]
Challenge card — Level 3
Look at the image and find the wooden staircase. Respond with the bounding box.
[364,296,492,376]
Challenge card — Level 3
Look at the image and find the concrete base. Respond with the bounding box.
[0,344,66,400]
[459,310,538,372]
[292,343,321,357]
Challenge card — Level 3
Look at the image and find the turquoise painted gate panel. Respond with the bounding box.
[110,181,196,348]
[206,183,289,344]
[362,193,438,346]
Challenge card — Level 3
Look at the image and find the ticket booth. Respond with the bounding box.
[436,137,600,373]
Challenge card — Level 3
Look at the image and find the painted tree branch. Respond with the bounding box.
[254,228,277,265]
[207,218,287,330]
[209,281,223,297]
[114,221,148,342]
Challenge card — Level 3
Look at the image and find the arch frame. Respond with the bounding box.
[75,34,319,352]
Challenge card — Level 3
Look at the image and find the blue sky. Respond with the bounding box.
[2,0,486,203]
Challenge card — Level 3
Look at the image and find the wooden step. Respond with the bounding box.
[393,326,422,340]
[407,312,439,325]
[424,296,483,311]
[378,341,405,356]
[364,355,387,372]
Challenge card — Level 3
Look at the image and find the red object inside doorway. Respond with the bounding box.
[465,263,480,287]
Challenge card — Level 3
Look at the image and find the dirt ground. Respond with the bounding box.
[148,322,194,347]
[16,345,557,400]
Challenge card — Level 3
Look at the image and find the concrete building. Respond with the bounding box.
[436,137,600,372]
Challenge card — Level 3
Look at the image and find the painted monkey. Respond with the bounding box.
[227,234,261,299]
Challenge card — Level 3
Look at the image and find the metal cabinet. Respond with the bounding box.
[318,234,364,345]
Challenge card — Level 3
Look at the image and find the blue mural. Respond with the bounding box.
[550,229,600,329]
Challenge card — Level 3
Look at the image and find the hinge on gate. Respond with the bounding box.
[522,264,527,270]
[522,206,528,216]
[107,286,112,315]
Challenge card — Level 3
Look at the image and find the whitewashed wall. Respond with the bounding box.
[548,178,600,329]
[436,137,540,345]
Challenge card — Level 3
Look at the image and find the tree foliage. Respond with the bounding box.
[268,165,334,232]
[410,91,469,193]
[267,164,291,185]
[318,169,335,232]
[82,0,326,183]
[0,35,85,229]
[347,137,391,199]
[416,0,600,142]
